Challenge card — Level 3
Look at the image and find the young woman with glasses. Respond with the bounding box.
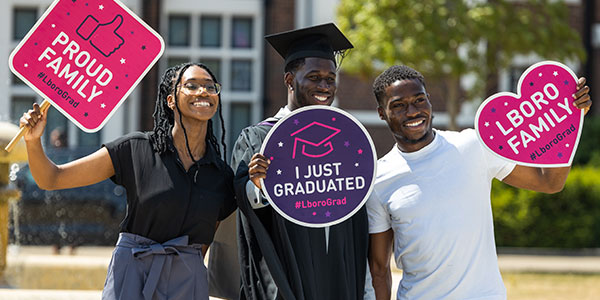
[19,62,235,300]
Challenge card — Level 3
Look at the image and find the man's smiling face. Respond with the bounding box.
[288,57,337,110]
[378,78,434,152]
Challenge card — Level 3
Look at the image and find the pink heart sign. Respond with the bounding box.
[475,61,584,167]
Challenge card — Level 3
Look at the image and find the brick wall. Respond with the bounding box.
[337,72,450,113]
[336,72,377,110]
[263,0,296,118]
[140,0,161,131]
[262,0,595,158]
[366,126,396,159]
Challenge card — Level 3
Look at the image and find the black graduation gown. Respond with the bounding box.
[232,115,369,300]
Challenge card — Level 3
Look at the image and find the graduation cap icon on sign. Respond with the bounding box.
[290,122,341,159]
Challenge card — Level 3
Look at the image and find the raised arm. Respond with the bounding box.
[502,77,591,193]
[20,103,115,190]
[369,229,393,300]
[502,165,570,193]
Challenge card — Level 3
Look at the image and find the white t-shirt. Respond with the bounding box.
[367,129,515,300]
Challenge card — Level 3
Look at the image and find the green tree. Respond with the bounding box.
[338,0,585,129]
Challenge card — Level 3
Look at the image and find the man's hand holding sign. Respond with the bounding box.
[475,61,592,193]
[6,0,164,151]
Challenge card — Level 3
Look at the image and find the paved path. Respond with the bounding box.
[2,246,600,299]
[0,289,101,300]
[498,254,600,273]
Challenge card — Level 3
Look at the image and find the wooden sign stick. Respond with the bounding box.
[4,100,51,152]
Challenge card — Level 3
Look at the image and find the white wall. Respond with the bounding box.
[296,0,340,28]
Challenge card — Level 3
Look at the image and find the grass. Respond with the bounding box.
[503,272,600,300]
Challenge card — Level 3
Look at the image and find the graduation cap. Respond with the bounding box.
[265,23,353,68]
[290,121,341,159]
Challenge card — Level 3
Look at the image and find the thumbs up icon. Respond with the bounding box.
[76,14,125,57]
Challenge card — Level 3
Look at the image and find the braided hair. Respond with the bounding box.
[149,62,227,161]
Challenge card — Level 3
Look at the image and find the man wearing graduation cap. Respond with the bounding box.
[212,23,368,300]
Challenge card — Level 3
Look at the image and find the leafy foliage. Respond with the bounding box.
[338,0,585,127]
[492,167,600,248]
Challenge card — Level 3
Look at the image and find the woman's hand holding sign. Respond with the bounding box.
[248,153,271,190]
[20,102,50,142]
[4,100,51,152]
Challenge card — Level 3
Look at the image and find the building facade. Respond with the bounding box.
[1,0,143,148]
[0,0,265,155]
[1,0,595,158]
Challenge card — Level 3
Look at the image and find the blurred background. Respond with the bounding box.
[0,0,599,299]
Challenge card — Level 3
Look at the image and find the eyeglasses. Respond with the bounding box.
[179,82,222,95]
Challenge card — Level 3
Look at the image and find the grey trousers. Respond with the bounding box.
[102,232,208,300]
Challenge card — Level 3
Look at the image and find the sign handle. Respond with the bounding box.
[4,100,51,152]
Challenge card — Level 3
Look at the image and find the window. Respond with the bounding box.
[13,8,37,41]
[168,16,190,46]
[508,66,527,93]
[229,103,251,148]
[10,97,36,124]
[200,16,221,47]
[201,59,222,83]
[168,57,190,68]
[231,18,252,48]
[231,60,252,91]
[161,7,261,158]
[12,74,26,86]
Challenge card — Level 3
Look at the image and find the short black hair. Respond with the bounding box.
[372,65,426,106]
[284,57,306,74]
[284,56,342,75]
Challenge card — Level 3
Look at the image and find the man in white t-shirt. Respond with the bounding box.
[367,65,592,300]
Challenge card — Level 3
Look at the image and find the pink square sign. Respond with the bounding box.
[9,0,164,132]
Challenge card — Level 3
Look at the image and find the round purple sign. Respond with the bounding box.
[260,106,377,227]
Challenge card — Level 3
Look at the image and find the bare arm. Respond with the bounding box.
[502,165,570,193]
[20,103,115,190]
[502,77,592,194]
[369,229,393,300]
